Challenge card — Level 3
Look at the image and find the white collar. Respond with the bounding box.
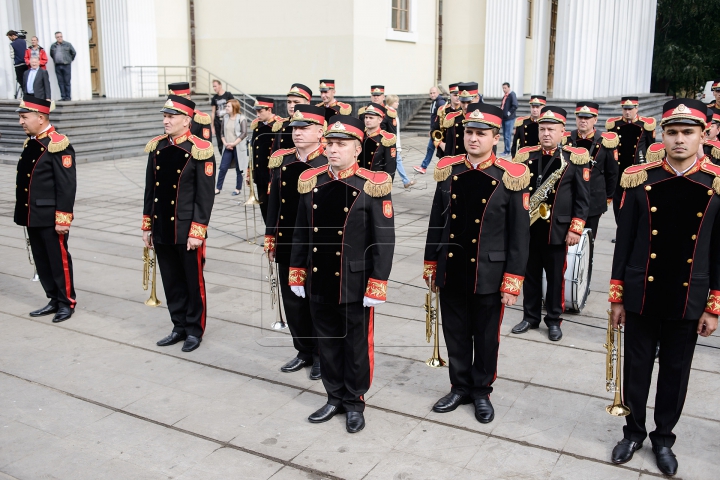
[667,159,697,176]
[31,124,52,140]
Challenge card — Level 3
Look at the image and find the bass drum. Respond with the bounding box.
[542,228,593,313]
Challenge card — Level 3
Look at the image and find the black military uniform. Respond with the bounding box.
[167,82,212,141]
[609,99,720,476]
[359,102,397,177]
[605,97,656,220]
[566,102,619,238]
[705,79,720,109]
[290,115,395,433]
[317,79,352,123]
[249,96,280,222]
[424,103,530,423]
[433,82,459,159]
[511,106,591,340]
[272,83,313,152]
[143,95,216,352]
[702,108,720,164]
[264,104,328,378]
[511,95,545,158]
[14,96,77,323]
[358,85,397,135]
[442,82,478,156]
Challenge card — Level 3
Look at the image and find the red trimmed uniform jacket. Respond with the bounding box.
[567,130,619,216]
[289,164,395,304]
[14,127,76,228]
[605,116,656,168]
[360,130,397,177]
[142,132,216,244]
[609,158,720,319]
[423,154,530,295]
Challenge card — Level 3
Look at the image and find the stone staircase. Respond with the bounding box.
[403,98,433,134]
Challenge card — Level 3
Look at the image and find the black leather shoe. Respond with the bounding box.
[52,306,73,323]
[611,238,616,243]
[473,397,495,423]
[511,320,539,334]
[548,325,563,341]
[156,332,186,347]
[432,392,472,413]
[611,438,642,464]
[30,303,57,317]
[181,335,202,352]
[653,446,678,476]
[308,404,342,423]
[309,360,321,380]
[346,411,365,433]
[281,357,307,373]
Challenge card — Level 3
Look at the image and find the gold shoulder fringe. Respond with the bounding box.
[434,164,453,182]
[561,135,569,146]
[602,135,619,149]
[443,114,457,129]
[381,134,396,147]
[339,104,352,115]
[250,119,259,130]
[566,148,590,165]
[643,117,656,131]
[713,176,720,196]
[48,135,70,153]
[620,168,648,189]
[145,135,167,153]
[363,178,392,198]
[513,148,537,164]
[194,112,211,125]
[358,106,367,115]
[514,117,526,128]
[298,175,317,194]
[646,147,665,163]
[501,169,530,191]
[386,108,397,119]
[191,143,214,160]
[269,149,293,169]
[23,137,29,148]
[605,119,616,130]
[272,119,287,132]
[712,145,720,160]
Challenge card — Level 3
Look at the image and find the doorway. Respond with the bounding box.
[87,0,100,95]
[547,0,558,97]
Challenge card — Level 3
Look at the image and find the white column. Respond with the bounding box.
[483,0,527,98]
[530,0,551,96]
[97,0,158,98]
[0,0,21,99]
[33,0,92,101]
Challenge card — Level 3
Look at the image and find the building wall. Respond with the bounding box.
[0,0,22,99]
[440,0,486,92]
[155,0,189,67]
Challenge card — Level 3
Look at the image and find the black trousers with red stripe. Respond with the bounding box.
[310,301,373,412]
[155,243,207,338]
[27,227,76,309]
[277,263,317,363]
[439,289,504,399]
[523,226,567,327]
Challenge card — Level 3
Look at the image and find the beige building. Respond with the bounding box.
[1,0,657,101]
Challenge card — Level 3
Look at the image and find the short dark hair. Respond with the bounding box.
[212,79,222,86]
[502,82,510,88]
[54,31,62,36]
[491,127,500,136]
[6,30,17,37]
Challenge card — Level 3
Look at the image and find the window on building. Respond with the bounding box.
[527,0,533,39]
[392,0,410,32]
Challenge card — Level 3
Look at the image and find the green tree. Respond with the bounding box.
[652,0,720,98]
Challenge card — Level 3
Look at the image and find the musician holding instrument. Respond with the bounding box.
[14,96,77,323]
[511,106,591,341]
[264,104,328,379]
[142,94,216,353]
[423,103,530,423]
[359,102,397,177]
[251,96,280,223]
[608,99,719,476]
[440,82,479,157]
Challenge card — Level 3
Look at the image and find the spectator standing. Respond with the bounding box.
[50,32,76,101]
[416,86,446,174]
[7,30,27,95]
[386,94,416,188]
[22,56,51,101]
[500,82,518,157]
[215,99,248,196]
[24,36,48,70]
[210,80,234,155]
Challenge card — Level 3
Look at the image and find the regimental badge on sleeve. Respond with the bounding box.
[390,148,396,158]
[202,128,210,139]
[205,162,214,176]
[383,200,393,218]
[523,193,530,210]
[62,155,72,168]
[583,168,590,181]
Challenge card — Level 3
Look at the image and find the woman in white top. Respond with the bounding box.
[216,99,248,195]
[386,94,415,188]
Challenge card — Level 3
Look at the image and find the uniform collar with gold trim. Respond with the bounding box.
[32,124,54,140]
[365,127,381,138]
[662,157,701,177]
[542,147,557,156]
[297,144,325,162]
[578,129,595,141]
[168,130,191,145]
[328,162,359,180]
[464,153,495,170]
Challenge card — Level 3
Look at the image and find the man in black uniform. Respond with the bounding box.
[605,96,656,221]
[423,103,530,423]
[142,94,216,352]
[251,96,280,223]
[705,79,720,109]
[264,104,328,380]
[359,102,397,176]
[441,82,479,156]
[167,82,212,140]
[14,96,77,323]
[358,85,397,135]
[273,83,312,151]
[289,115,395,433]
[511,106,591,341]
[317,79,352,122]
[608,99,719,476]
[702,108,720,163]
[430,82,460,161]
[511,94,545,158]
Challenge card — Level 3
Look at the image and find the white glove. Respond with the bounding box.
[291,286,305,298]
[363,296,384,308]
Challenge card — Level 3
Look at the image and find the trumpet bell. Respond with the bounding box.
[426,356,447,368]
[145,297,161,307]
[271,320,288,330]
[606,404,630,417]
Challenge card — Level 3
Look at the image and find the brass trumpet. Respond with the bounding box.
[431,129,444,148]
[604,310,630,416]
[424,287,446,368]
[243,144,261,244]
[142,246,161,307]
[267,257,287,330]
[23,227,39,281]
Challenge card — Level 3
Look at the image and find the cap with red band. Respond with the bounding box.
[575,101,599,117]
[660,99,707,128]
[160,94,196,117]
[168,82,191,96]
[253,96,274,110]
[621,96,639,108]
[319,79,335,91]
[463,103,502,129]
[538,106,567,125]
[712,78,720,92]
[370,85,385,95]
[448,83,460,94]
[458,82,479,102]
[16,95,51,115]
[288,104,327,127]
[325,115,365,141]
[363,102,386,117]
[287,83,312,101]
[529,95,546,106]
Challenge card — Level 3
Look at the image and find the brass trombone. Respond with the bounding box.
[142,245,161,307]
[424,287,446,367]
[267,257,287,330]
[243,144,261,244]
[604,310,630,416]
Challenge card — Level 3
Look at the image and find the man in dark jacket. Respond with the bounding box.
[23,56,51,100]
[500,82,518,157]
[417,86,446,172]
[7,30,27,94]
[50,32,76,101]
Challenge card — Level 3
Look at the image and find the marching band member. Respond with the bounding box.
[317,79,352,122]
[608,99,719,476]
[702,108,720,164]
[359,102,397,177]
[142,94,216,353]
[423,103,530,423]
[358,85,397,135]
[250,96,280,222]
[273,83,313,151]
[289,115,395,433]
[167,82,212,141]
[511,106,591,341]
[441,82,479,157]
[265,104,328,379]
[511,94,545,158]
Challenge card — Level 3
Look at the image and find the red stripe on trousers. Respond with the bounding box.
[368,306,375,389]
[58,234,76,308]
[197,242,207,331]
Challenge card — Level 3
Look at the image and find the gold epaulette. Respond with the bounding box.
[513,145,541,163]
[605,116,621,130]
[250,118,259,130]
[358,106,367,116]
[433,154,465,182]
[47,131,70,153]
[700,159,720,194]
[495,158,530,191]
[620,161,662,189]
[336,101,352,115]
[645,142,665,163]
[188,135,214,160]
[601,132,619,149]
[378,130,396,147]
[269,148,296,168]
[23,137,29,148]
[385,106,397,119]
[561,131,571,146]
[298,165,327,194]
[641,116,657,132]
[563,145,590,165]
[356,168,392,197]
[272,117,288,132]
[193,110,211,125]
[144,134,168,153]
[315,101,325,107]
[443,111,462,129]
[707,140,720,160]
[514,116,528,128]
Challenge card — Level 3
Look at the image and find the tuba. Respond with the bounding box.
[424,287,446,367]
[142,246,161,307]
[604,310,630,416]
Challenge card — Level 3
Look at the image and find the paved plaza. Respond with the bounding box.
[0,135,718,479]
